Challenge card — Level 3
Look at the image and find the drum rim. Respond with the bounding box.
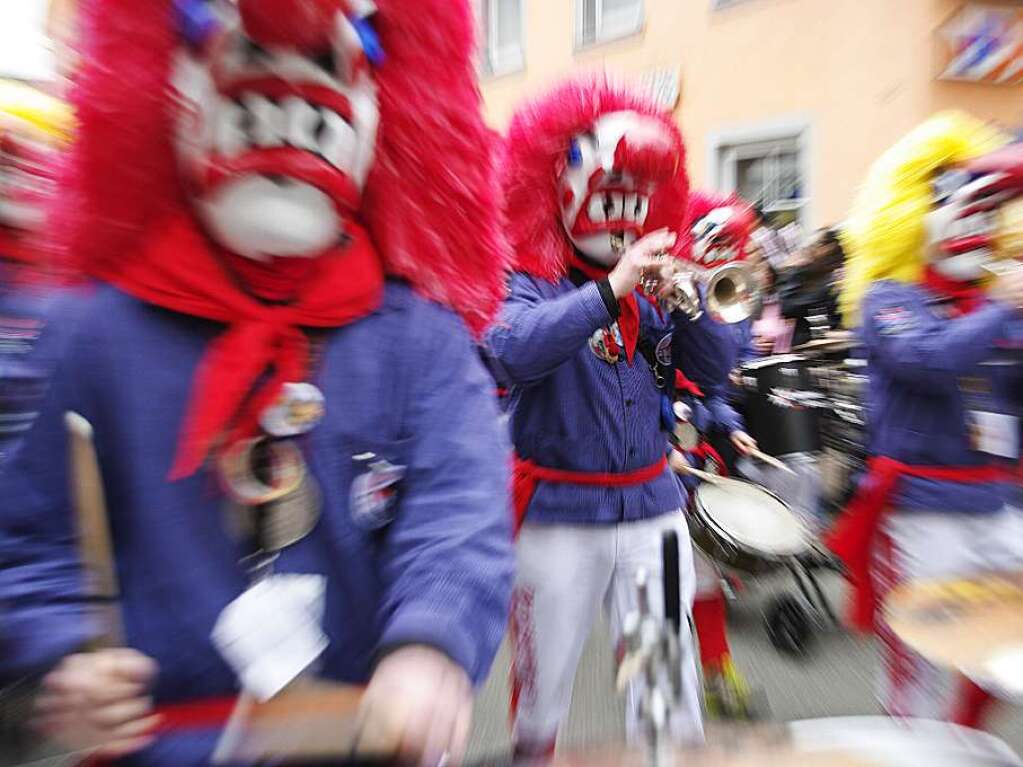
[788,717,1023,763]
[693,478,812,560]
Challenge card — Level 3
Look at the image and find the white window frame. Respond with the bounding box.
[707,116,815,228]
[575,0,645,50]
[479,0,525,78]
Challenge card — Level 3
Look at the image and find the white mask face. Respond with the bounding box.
[691,207,743,266]
[172,1,380,261]
[925,171,1003,281]
[558,110,675,266]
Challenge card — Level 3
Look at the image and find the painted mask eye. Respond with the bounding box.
[350,14,385,66]
[175,0,220,51]
[567,139,583,167]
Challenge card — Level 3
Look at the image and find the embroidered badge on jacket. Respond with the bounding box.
[350,454,406,530]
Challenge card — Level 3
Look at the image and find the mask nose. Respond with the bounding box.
[238,0,340,53]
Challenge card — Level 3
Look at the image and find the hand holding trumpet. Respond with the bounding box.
[607,229,678,300]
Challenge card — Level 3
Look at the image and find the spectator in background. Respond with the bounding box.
[749,205,790,270]
[779,227,845,347]
[750,256,793,356]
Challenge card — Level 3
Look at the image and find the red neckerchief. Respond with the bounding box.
[98,213,384,479]
[922,266,985,317]
[674,370,704,398]
[568,253,641,365]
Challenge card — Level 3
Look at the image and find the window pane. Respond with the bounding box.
[495,0,521,51]
[603,0,640,15]
[600,0,642,35]
[777,151,802,201]
[482,0,522,74]
[580,0,598,44]
[736,157,766,205]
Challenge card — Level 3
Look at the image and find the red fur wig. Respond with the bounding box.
[502,75,689,281]
[51,0,510,335]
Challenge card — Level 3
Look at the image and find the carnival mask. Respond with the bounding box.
[690,206,750,267]
[926,144,1023,281]
[172,0,381,261]
[0,132,53,233]
[558,110,677,266]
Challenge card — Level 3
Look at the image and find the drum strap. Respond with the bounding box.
[825,456,1018,633]
[511,455,668,535]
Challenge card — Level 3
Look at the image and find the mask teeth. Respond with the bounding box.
[583,192,649,226]
[213,92,358,173]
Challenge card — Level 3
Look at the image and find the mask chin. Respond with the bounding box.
[569,231,635,268]
[932,251,988,282]
[199,175,342,260]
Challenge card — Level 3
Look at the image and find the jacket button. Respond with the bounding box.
[625,398,634,407]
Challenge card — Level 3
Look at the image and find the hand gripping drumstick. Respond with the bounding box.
[66,411,124,647]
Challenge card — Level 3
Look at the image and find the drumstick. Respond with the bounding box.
[675,463,725,485]
[748,447,796,475]
[66,411,124,647]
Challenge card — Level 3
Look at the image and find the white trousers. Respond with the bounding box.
[874,506,1023,719]
[510,512,703,752]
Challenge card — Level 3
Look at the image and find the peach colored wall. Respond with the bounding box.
[480,0,1023,228]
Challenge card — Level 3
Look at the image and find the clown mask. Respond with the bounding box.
[172,0,381,262]
[690,206,750,268]
[926,146,1023,281]
[558,110,678,266]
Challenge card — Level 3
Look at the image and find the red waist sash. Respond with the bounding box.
[824,456,1014,633]
[81,698,240,766]
[512,455,668,535]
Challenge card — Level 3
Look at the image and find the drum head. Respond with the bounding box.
[790,717,1023,767]
[696,478,809,558]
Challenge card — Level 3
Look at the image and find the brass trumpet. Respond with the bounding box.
[610,232,759,324]
[664,261,759,325]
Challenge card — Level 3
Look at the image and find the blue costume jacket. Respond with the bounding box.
[0,284,81,465]
[861,280,1021,513]
[486,271,737,525]
[0,282,514,765]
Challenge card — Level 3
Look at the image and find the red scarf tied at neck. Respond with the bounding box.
[568,253,644,365]
[922,265,985,316]
[100,214,384,479]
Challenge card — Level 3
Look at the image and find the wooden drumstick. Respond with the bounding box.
[748,447,797,475]
[66,411,124,647]
[674,462,725,485]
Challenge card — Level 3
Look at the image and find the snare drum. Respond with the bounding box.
[690,478,810,575]
[738,355,821,457]
[790,717,1022,767]
[548,718,1022,766]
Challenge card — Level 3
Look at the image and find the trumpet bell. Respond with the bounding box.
[706,261,758,325]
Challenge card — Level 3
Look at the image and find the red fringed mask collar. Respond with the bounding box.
[100,214,384,478]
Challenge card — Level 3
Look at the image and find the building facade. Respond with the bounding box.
[478,0,1023,230]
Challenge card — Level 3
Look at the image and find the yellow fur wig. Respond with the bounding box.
[840,112,1009,327]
